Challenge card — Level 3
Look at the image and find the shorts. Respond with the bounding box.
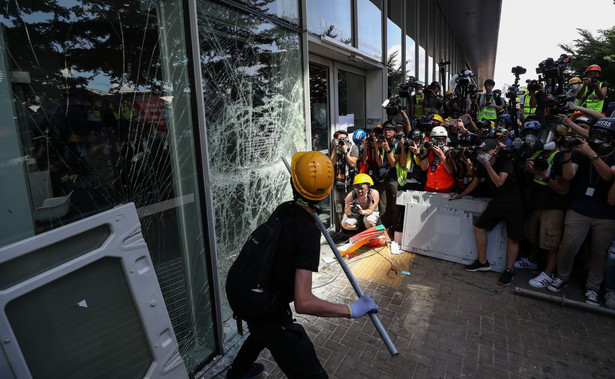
[524,209,565,250]
[474,203,524,241]
[342,211,380,227]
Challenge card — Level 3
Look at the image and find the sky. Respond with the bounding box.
[493,0,615,91]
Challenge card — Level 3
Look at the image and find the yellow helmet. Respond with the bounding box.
[353,173,374,186]
[445,90,453,96]
[432,114,444,123]
[291,151,334,201]
[569,77,582,85]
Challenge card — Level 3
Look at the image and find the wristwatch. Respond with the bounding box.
[591,155,599,162]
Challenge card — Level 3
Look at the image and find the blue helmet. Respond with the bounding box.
[523,120,541,131]
[497,114,513,126]
[352,129,367,143]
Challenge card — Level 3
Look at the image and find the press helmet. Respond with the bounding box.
[523,120,541,132]
[291,151,334,201]
[497,114,514,126]
[430,126,448,138]
[592,117,615,135]
[352,129,367,144]
[585,64,602,73]
[353,173,374,186]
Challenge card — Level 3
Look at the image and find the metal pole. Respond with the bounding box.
[514,287,615,318]
[282,157,399,357]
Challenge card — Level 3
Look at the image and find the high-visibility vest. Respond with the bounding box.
[579,82,605,112]
[477,93,498,120]
[425,149,455,190]
[396,151,421,186]
[521,95,536,118]
[531,150,559,186]
[414,93,425,117]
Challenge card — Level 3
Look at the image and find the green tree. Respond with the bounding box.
[559,26,615,109]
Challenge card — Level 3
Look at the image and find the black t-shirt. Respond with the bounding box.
[569,151,615,219]
[475,156,522,207]
[376,140,400,182]
[271,202,321,306]
[525,151,569,210]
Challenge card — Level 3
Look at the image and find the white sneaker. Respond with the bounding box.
[606,292,615,309]
[529,272,553,288]
[514,257,538,270]
[585,290,599,307]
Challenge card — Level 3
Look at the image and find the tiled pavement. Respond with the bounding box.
[203,242,615,378]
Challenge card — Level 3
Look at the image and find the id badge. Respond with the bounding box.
[586,187,595,197]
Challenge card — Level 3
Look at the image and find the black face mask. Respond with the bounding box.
[589,138,614,156]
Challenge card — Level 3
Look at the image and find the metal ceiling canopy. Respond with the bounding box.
[437,0,503,83]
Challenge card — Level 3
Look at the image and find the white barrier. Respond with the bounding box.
[397,191,508,273]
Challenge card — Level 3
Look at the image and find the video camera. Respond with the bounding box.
[506,66,526,100]
[382,95,404,116]
[543,94,569,115]
[399,76,422,98]
[536,54,571,79]
[416,114,436,132]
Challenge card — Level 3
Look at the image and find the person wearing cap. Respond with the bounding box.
[227,151,378,379]
[453,139,524,286]
[576,64,609,112]
[477,79,504,122]
[341,173,380,231]
[547,118,615,306]
[425,81,444,115]
[442,90,460,119]
[566,77,583,106]
[519,140,570,288]
[373,121,401,230]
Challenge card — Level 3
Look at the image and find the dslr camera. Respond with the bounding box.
[399,76,422,98]
[536,54,571,78]
[383,95,404,116]
[350,200,361,215]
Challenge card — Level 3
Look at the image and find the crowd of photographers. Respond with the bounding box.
[327,59,615,308]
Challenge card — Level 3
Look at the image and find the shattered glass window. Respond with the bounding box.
[0,0,216,372]
[197,1,306,322]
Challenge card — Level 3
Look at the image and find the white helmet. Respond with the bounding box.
[430,126,448,138]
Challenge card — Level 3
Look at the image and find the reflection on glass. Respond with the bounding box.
[428,55,434,83]
[197,1,305,322]
[306,0,352,44]
[405,36,416,79]
[236,0,299,24]
[338,70,365,133]
[418,45,426,83]
[357,0,382,60]
[0,0,214,372]
[310,63,329,152]
[387,0,403,96]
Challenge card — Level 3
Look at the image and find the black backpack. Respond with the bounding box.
[225,203,297,330]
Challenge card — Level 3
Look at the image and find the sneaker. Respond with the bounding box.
[585,290,599,307]
[605,292,615,309]
[529,272,553,288]
[513,257,539,270]
[498,268,515,286]
[547,277,568,293]
[465,259,491,272]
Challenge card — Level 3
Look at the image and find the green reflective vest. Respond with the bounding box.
[477,93,498,120]
[579,82,605,112]
[522,94,536,118]
[414,93,425,117]
[531,150,559,186]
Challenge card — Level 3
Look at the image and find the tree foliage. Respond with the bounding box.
[559,26,615,102]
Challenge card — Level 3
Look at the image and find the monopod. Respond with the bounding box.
[282,157,399,357]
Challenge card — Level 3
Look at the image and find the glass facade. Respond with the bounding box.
[196,0,306,322]
[357,0,383,60]
[0,0,215,372]
[387,0,403,96]
[338,69,365,133]
[306,0,353,45]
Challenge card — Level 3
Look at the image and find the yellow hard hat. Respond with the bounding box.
[569,77,582,85]
[432,114,444,123]
[353,173,374,186]
[445,90,453,96]
[291,151,334,201]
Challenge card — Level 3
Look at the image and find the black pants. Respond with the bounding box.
[228,321,328,379]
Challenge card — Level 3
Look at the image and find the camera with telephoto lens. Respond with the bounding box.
[377,134,386,142]
[400,137,411,150]
[399,76,421,98]
[591,76,599,84]
[338,137,348,145]
[458,132,479,147]
[423,140,434,150]
[383,95,404,116]
[532,154,549,172]
[526,79,541,92]
[350,200,361,215]
[475,120,492,130]
[497,145,519,159]
[559,136,583,149]
[543,94,569,115]
[536,54,571,78]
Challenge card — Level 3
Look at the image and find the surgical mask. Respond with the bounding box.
[416,90,423,94]
[570,84,579,90]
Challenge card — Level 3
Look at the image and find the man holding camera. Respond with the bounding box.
[373,121,400,230]
[341,173,380,232]
[330,130,359,230]
[418,126,456,193]
[455,139,524,286]
[547,118,615,306]
[577,64,609,113]
[477,79,504,122]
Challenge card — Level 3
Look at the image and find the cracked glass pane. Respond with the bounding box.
[196,1,306,322]
[0,0,215,372]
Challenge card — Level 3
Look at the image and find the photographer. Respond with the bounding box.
[330,130,359,229]
[341,174,380,231]
[398,129,427,191]
[567,77,583,106]
[410,83,427,119]
[577,64,609,113]
[547,118,615,306]
[477,79,504,122]
[521,80,540,121]
[425,81,444,115]
[455,139,524,286]
[520,142,570,288]
[419,126,456,193]
[373,121,401,230]
[442,90,461,120]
